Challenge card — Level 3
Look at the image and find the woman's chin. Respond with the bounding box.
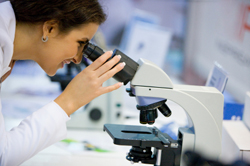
[43,63,64,76]
[46,72,57,77]
[45,69,58,77]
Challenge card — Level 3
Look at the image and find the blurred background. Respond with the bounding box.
[2,0,249,105]
[1,0,250,165]
[97,0,249,104]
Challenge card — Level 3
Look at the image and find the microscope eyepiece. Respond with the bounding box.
[82,42,105,61]
[82,42,139,85]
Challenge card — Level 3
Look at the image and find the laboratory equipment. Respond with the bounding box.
[183,150,250,166]
[66,77,124,129]
[82,42,139,85]
[82,43,224,165]
[220,92,250,164]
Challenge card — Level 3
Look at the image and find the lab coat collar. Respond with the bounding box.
[0,1,16,78]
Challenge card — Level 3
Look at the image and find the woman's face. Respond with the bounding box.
[38,23,99,76]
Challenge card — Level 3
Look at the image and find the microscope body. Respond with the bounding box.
[134,58,223,164]
[105,58,224,166]
[81,43,224,165]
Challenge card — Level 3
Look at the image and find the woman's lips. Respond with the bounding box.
[63,60,71,64]
[60,60,71,68]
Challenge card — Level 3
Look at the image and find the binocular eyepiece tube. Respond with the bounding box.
[82,42,139,85]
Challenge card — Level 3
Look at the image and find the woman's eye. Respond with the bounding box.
[78,42,85,47]
[78,42,87,53]
[78,41,89,47]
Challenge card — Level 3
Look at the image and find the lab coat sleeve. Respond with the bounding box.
[1,101,70,166]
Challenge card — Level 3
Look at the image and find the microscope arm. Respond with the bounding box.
[134,86,223,158]
[131,58,224,162]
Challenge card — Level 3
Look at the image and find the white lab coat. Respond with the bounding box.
[0,2,70,166]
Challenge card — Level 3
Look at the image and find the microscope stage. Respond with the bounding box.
[104,124,177,148]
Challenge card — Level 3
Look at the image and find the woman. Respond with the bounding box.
[0,0,125,165]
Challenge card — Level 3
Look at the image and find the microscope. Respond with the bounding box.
[82,43,224,166]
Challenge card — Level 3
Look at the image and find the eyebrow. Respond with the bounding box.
[81,38,89,42]
[78,38,89,45]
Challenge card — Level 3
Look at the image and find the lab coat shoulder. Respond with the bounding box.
[0,1,15,77]
[0,42,10,79]
[0,2,71,166]
[0,46,4,72]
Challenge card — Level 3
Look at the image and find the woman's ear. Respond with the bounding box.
[42,20,60,39]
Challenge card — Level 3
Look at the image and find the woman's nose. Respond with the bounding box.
[72,53,83,64]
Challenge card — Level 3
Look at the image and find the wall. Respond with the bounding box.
[184,0,250,103]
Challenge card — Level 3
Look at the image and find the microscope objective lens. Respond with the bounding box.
[139,110,147,124]
[147,110,156,125]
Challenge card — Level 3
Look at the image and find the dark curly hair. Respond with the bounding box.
[10,0,106,33]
